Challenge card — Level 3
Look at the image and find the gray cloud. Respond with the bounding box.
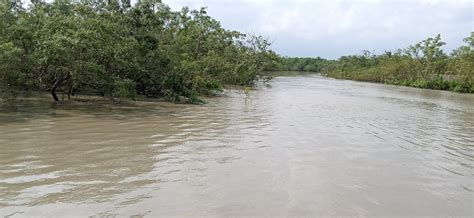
[165,0,473,59]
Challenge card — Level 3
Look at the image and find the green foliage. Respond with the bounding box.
[0,0,276,103]
[0,42,22,105]
[112,78,136,101]
[321,34,473,93]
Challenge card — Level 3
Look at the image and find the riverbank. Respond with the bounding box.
[270,70,473,93]
[0,84,258,112]
[275,34,473,93]
[269,69,473,93]
[322,72,473,93]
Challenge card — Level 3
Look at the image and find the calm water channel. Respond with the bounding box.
[1,75,473,216]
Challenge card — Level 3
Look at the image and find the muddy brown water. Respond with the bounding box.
[1,75,473,217]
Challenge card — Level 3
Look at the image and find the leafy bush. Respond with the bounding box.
[112,79,136,101]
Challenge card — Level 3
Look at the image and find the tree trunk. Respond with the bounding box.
[50,75,71,102]
[51,77,60,101]
[51,85,59,101]
[67,80,73,100]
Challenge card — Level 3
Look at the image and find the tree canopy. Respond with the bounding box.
[0,0,278,103]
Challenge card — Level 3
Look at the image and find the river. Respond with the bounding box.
[1,75,473,216]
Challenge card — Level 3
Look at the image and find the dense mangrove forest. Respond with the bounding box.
[278,34,474,93]
[0,0,278,104]
[1,1,472,107]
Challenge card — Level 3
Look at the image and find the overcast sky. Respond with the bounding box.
[164,0,473,59]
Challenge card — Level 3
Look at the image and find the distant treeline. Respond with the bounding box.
[277,34,473,93]
[0,0,278,104]
[275,57,329,72]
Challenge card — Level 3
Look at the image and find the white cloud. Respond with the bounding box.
[165,0,473,58]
